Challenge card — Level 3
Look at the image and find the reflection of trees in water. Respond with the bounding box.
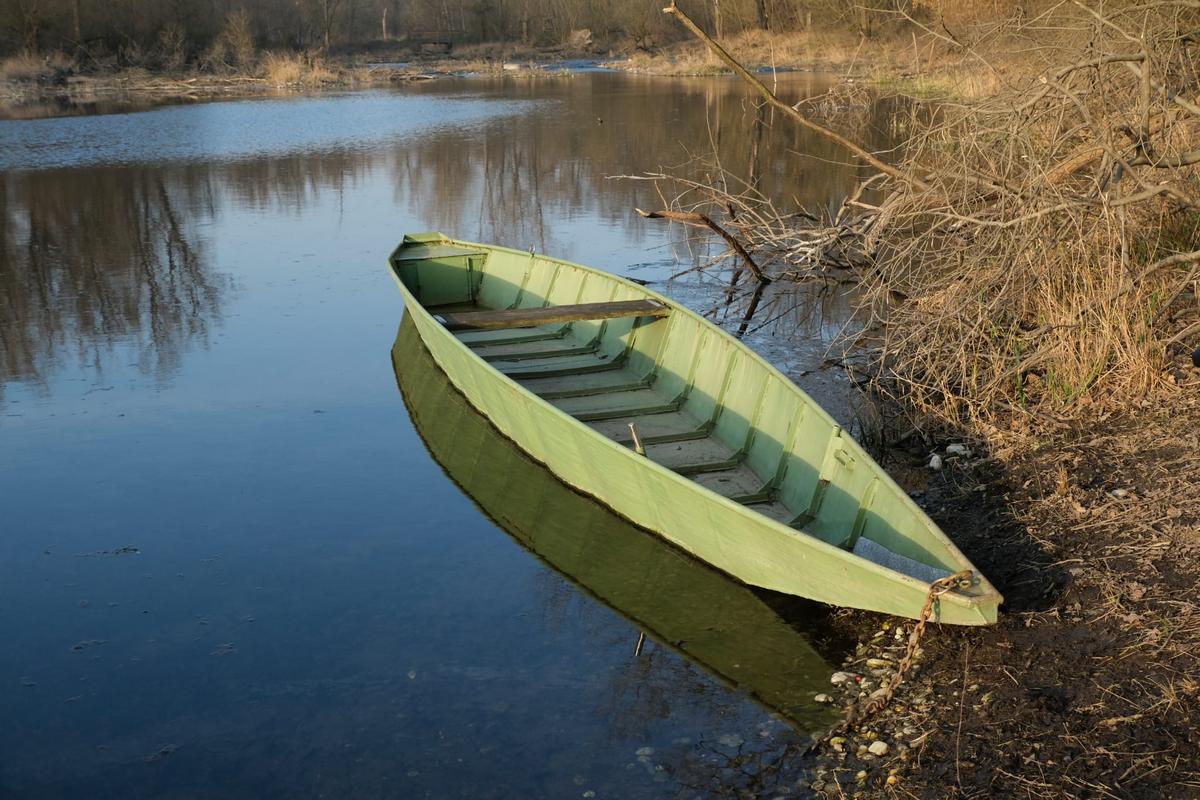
[0,77,902,403]
[387,75,903,272]
[528,577,811,794]
[222,153,370,212]
[0,168,228,400]
[593,639,811,798]
[0,152,380,403]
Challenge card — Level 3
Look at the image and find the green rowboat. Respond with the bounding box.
[388,232,1002,625]
[393,316,839,729]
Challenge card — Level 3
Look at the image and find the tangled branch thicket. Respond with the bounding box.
[656,1,1200,427]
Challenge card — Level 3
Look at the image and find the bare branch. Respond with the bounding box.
[660,1,930,191]
[636,208,770,283]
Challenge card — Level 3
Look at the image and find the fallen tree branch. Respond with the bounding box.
[636,207,770,283]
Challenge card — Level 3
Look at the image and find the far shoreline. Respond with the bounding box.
[1,30,972,121]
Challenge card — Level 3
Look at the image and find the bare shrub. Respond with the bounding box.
[224,10,257,68]
[0,53,66,82]
[204,9,257,72]
[156,23,189,71]
[642,2,1200,428]
[852,4,1200,424]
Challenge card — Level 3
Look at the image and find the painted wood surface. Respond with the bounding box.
[439,299,669,330]
[388,232,1002,625]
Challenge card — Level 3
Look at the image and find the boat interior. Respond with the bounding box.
[392,237,959,583]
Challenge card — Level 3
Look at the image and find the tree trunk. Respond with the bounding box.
[322,0,336,52]
[381,5,387,40]
[855,5,873,38]
[18,0,42,55]
[754,0,768,31]
[713,0,723,39]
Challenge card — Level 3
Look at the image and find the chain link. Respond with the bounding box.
[812,569,975,748]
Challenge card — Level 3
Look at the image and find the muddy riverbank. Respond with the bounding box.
[806,372,1200,797]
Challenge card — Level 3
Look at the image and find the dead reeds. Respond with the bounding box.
[648,1,1200,429]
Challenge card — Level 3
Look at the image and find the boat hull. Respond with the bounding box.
[389,234,1000,625]
[393,316,840,728]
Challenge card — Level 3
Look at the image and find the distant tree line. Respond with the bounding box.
[0,0,927,63]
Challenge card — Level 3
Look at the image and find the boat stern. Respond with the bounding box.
[389,233,490,308]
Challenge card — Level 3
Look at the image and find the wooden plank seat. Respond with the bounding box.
[439,300,669,332]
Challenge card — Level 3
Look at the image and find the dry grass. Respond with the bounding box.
[618,28,881,76]
[261,52,339,86]
[261,52,303,85]
[639,3,1200,430]
[0,53,68,83]
[625,7,1200,795]
[617,26,1004,99]
[853,5,1200,427]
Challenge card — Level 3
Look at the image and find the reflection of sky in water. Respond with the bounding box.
[0,76,891,797]
[0,91,538,170]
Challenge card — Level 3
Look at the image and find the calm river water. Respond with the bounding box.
[0,72,896,798]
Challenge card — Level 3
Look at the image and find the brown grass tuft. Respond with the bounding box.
[261,52,339,86]
[0,53,68,83]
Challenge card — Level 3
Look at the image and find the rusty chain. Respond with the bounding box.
[811,569,976,749]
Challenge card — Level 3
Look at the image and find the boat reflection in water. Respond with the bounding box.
[392,315,841,731]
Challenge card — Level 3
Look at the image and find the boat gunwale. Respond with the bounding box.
[388,234,1003,620]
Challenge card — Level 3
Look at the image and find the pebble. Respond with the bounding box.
[946,443,971,457]
[865,657,894,669]
[829,737,846,752]
[635,746,654,757]
[814,693,833,703]
[869,740,890,756]
[830,671,855,684]
[928,453,943,470]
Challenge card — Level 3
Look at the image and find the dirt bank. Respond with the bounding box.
[806,361,1200,796]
